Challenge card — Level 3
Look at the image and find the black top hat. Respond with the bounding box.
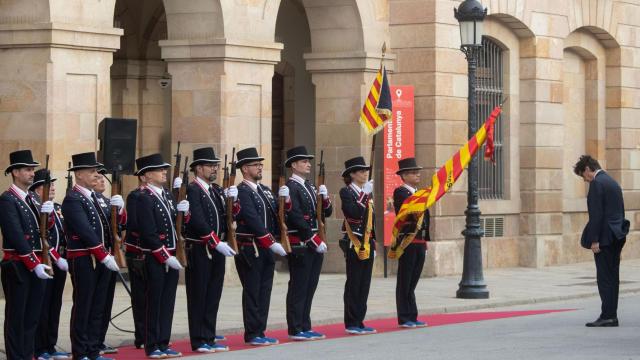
[341,156,370,177]
[236,147,264,168]
[396,157,423,175]
[68,152,103,171]
[97,167,107,175]
[5,150,40,175]
[190,147,221,167]
[28,169,57,191]
[135,153,170,176]
[285,146,314,168]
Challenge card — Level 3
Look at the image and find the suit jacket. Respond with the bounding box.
[185,180,228,247]
[340,183,375,242]
[393,184,430,241]
[235,180,280,247]
[285,177,332,241]
[136,185,178,252]
[0,187,43,254]
[61,186,110,261]
[581,171,630,249]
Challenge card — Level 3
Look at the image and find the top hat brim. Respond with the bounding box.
[396,166,423,175]
[189,158,221,168]
[341,164,371,178]
[4,162,40,175]
[285,154,314,168]
[28,177,57,191]
[68,162,104,172]
[134,163,171,176]
[236,156,265,168]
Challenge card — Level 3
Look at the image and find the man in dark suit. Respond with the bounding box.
[574,155,629,327]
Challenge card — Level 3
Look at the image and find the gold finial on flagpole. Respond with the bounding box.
[380,42,387,68]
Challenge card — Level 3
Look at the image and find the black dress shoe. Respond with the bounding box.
[585,318,619,327]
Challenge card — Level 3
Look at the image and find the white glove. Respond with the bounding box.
[55,257,69,272]
[165,256,183,270]
[363,180,374,195]
[177,200,190,212]
[318,185,329,199]
[173,177,182,189]
[110,195,124,210]
[270,242,287,256]
[373,250,377,259]
[278,186,290,200]
[315,242,328,254]
[101,255,120,272]
[224,186,238,200]
[215,242,237,257]
[41,201,54,214]
[34,264,53,279]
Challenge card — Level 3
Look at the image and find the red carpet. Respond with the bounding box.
[116,309,572,358]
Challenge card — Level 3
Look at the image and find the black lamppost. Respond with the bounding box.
[455,0,490,299]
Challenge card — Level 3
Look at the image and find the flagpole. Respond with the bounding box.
[368,42,386,181]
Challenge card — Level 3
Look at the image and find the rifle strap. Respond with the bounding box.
[387,212,425,260]
[344,199,373,260]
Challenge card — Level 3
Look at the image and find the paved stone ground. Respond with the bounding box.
[2,258,640,357]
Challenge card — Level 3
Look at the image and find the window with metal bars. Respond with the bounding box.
[475,37,505,199]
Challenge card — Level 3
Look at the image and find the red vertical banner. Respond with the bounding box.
[383,86,415,246]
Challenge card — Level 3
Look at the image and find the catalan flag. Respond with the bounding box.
[388,104,503,259]
[359,66,392,134]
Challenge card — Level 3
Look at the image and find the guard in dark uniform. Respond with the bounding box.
[0,150,52,360]
[62,152,121,360]
[339,156,377,335]
[124,177,146,349]
[185,147,238,353]
[135,153,189,358]
[392,157,428,328]
[31,169,72,360]
[94,168,126,355]
[234,147,289,346]
[283,146,332,341]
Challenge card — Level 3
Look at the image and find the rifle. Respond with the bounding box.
[65,161,72,196]
[278,162,292,254]
[38,155,53,275]
[316,150,327,244]
[172,141,182,201]
[174,156,189,267]
[110,169,126,268]
[223,148,238,253]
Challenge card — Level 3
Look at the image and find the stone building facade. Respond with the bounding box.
[0,0,638,277]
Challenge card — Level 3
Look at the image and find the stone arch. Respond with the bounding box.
[162,0,224,41]
[567,0,619,48]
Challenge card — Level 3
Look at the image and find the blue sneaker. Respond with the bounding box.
[36,353,51,360]
[95,357,115,360]
[262,336,279,344]
[345,326,364,335]
[50,351,72,360]
[208,343,229,352]
[215,335,227,342]
[247,337,270,346]
[289,331,314,341]
[400,321,416,328]
[360,326,377,334]
[163,348,182,357]
[414,320,428,327]
[195,344,215,353]
[304,330,326,340]
[146,349,165,358]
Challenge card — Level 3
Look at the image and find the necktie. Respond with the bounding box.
[26,195,40,216]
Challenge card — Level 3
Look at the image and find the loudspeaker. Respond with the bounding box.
[98,118,137,174]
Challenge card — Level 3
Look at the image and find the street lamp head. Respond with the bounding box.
[454,0,487,47]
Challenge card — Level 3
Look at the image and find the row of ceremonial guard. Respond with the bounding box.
[0,146,430,360]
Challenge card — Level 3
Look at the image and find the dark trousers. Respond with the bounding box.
[69,256,110,359]
[186,243,226,349]
[35,263,67,355]
[98,265,117,346]
[343,245,374,328]
[1,260,45,360]
[594,240,625,319]
[286,247,323,335]
[144,256,179,355]
[125,254,147,347]
[234,245,275,342]
[396,243,426,324]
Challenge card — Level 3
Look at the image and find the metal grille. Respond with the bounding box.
[475,37,505,199]
[481,217,504,238]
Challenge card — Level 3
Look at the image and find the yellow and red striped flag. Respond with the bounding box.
[389,104,503,254]
[359,66,392,134]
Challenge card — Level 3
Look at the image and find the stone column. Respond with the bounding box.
[305,51,394,275]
